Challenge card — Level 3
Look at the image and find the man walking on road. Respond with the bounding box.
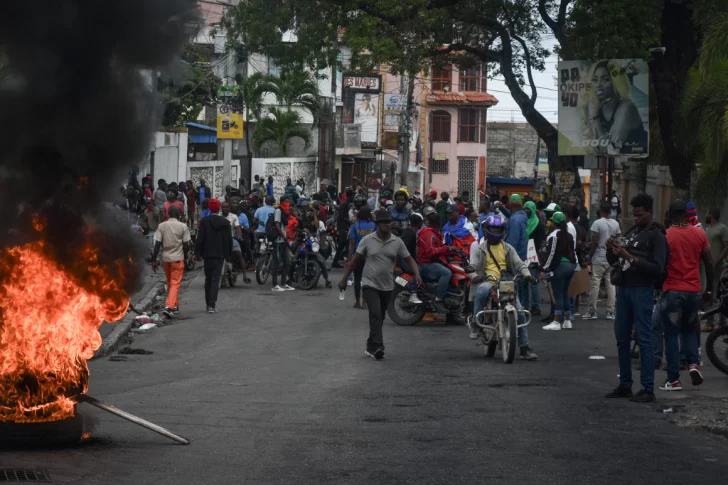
[658,200,714,392]
[584,202,621,320]
[339,210,423,360]
[151,205,190,316]
[271,196,295,292]
[195,198,232,314]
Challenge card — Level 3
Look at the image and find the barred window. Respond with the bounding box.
[431,159,449,174]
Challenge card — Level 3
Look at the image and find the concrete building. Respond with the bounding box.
[424,63,498,198]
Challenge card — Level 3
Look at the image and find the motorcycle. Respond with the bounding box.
[387,255,474,326]
[700,268,728,375]
[289,234,324,290]
[255,236,274,285]
[469,274,532,364]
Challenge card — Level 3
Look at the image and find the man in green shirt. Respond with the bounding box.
[704,208,728,330]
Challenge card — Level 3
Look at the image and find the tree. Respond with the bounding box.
[681,13,728,207]
[161,43,221,128]
[267,70,322,122]
[238,72,275,164]
[253,107,312,156]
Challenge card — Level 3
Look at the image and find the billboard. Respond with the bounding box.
[355,92,379,143]
[558,59,649,157]
[383,94,404,132]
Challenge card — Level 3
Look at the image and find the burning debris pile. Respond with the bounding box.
[0,1,199,425]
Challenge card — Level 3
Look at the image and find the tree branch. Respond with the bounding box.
[538,0,574,59]
[512,33,537,103]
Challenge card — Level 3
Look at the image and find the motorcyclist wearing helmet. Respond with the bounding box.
[467,214,538,360]
[390,190,412,230]
[352,193,368,220]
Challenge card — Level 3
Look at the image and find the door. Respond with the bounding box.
[458,158,476,198]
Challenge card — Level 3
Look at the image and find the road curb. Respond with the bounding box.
[94,281,165,359]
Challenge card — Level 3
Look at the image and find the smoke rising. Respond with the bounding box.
[0,1,200,294]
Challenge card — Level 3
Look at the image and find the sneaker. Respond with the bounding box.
[409,293,423,304]
[605,386,633,398]
[171,306,180,314]
[630,389,656,403]
[163,307,175,317]
[573,312,581,317]
[530,307,542,316]
[282,285,296,291]
[606,312,616,320]
[347,279,353,286]
[689,364,704,386]
[659,380,683,391]
[520,346,538,361]
[562,320,573,329]
[542,321,562,331]
[207,307,216,314]
[325,281,332,289]
[272,285,285,292]
[365,348,385,360]
[582,312,598,320]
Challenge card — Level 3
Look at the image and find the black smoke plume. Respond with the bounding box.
[0,1,200,295]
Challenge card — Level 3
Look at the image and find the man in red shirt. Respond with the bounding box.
[417,213,456,312]
[659,200,714,392]
[163,191,185,221]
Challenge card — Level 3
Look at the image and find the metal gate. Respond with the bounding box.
[458,158,476,198]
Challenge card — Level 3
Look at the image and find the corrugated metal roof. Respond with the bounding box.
[185,122,217,132]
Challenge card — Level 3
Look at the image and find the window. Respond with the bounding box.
[431,66,452,91]
[268,56,281,77]
[432,159,449,174]
[460,65,485,92]
[458,108,487,143]
[431,111,451,142]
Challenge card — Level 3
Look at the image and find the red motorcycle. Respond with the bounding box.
[387,254,474,326]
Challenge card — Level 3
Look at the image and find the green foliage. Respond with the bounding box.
[567,0,663,60]
[268,70,322,122]
[253,107,312,157]
[161,44,221,128]
[682,14,728,207]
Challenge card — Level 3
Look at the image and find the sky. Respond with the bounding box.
[487,39,560,124]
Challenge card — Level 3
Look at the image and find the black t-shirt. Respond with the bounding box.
[337,201,351,225]
[400,227,417,258]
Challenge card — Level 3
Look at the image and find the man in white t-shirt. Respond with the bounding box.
[584,202,621,319]
[221,201,251,283]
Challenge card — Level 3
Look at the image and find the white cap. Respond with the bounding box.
[546,203,558,212]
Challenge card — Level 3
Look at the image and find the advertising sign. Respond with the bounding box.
[342,74,381,92]
[537,153,549,179]
[217,110,243,139]
[355,92,379,143]
[558,59,649,157]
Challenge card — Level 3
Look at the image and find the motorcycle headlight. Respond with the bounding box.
[312,242,320,252]
[499,280,515,293]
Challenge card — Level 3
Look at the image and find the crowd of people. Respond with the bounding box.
[130,172,727,399]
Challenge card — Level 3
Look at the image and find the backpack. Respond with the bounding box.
[265,212,278,241]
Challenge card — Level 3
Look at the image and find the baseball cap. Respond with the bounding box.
[445,204,461,214]
[429,189,438,197]
[509,194,522,204]
[669,199,687,216]
[551,212,566,224]
[545,202,560,212]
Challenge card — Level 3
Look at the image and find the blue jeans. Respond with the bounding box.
[420,263,452,298]
[473,283,529,349]
[616,286,655,392]
[551,262,576,317]
[529,267,540,310]
[660,291,702,382]
[653,302,663,362]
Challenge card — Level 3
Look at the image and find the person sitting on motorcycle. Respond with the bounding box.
[221,201,251,284]
[468,214,538,361]
[442,204,477,255]
[391,191,413,230]
[418,212,458,313]
[298,212,333,289]
[352,193,368,222]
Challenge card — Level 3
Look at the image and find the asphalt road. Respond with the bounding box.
[4,268,728,484]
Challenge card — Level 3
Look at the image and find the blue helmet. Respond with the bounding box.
[484,214,506,245]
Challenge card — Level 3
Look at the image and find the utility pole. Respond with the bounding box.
[398,72,416,189]
[223,138,232,196]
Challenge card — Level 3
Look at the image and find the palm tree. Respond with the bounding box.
[253,107,312,157]
[240,72,275,163]
[681,13,728,208]
[267,70,322,123]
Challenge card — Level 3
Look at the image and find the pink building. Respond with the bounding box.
[425,64,498,199]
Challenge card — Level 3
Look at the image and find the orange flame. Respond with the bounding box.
[0,242,129,423]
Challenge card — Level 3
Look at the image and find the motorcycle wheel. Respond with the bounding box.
[256,252,272,285]
[705,326,728,376]
[484,339,498,358]
[297,260,321,290]
[387,286,426,326]
[502,311,517,364]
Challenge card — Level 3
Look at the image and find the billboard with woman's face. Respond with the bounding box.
[558,59,649,157]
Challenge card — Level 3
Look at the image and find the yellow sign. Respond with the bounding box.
[217,113,243,139]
